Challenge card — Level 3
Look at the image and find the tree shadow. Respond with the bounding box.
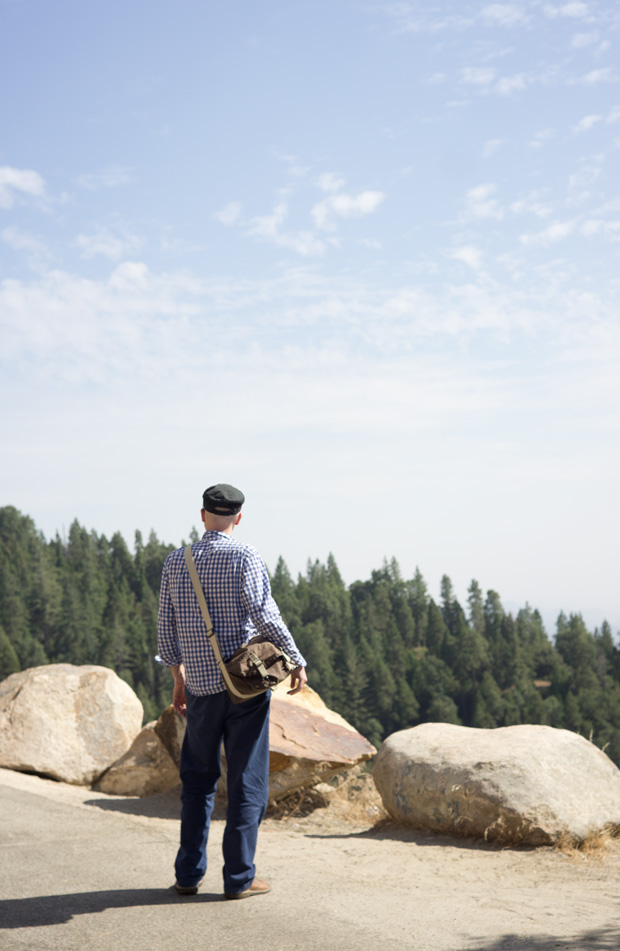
[304,820,537,852]
[0,886,225,929]
[467,929,620,950]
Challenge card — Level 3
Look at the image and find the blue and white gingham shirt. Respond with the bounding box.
[157,531,306,696]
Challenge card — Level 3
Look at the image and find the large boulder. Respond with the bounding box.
[94,721,179,796]
[217,682,376,801]
[0,665,143,785]
[373,722,620,846]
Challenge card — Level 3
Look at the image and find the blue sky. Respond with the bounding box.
[1,0,619,634]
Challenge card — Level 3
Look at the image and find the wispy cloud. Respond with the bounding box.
[544,2,591,19]
[463,183,504,220]
[246,204,327,257]
[520,220,576,245]
[573,113,603,132]
[76,165,134,191]
[75,167,133,190]
[0,166,46,208]
[311,189,385,231]
[385,5,474,34]
[247,203,288,240]
[213,201,242,226]
[450,245,483,269]
[510,195,552,218]
[530,129,555,149]
[425,72,448,85]
[479,5,527,27]
[2,260,617,391]
[581,218,620,238]
[574,68,617,85]
[460,67,528,96]
[2,227,52,272]
[460,67,497,87]
[75,228,144,260]
[571,30,599,47]
[483,138,507,157]
[316,172,347,193]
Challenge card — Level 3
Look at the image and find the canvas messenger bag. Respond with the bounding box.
[183,545,298,704]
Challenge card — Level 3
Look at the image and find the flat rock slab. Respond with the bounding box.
[0,664,143,785]
[373,722,620,846]
[267,683,376,798]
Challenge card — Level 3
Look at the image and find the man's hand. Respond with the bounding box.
[171,665,187,717]
[288,665,308,695]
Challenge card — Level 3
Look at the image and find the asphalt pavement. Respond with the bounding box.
[0,769,403,951]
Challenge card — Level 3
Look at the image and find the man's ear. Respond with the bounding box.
[200,508,206,523]
[235,512,242,526]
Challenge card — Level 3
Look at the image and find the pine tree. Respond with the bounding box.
[407,567,428,647]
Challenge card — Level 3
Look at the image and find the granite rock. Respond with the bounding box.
[373,722,620,845]
[0,664,143,785]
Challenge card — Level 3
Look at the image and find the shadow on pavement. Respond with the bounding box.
[82,787,181,820]
[303,821,534,852]
[83,787,227,822]
[466,929,620,950]
[0,886,225,928]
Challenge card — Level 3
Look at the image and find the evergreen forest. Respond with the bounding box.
[2,505,619,765]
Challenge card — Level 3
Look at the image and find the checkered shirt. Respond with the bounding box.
[157,531,306,696]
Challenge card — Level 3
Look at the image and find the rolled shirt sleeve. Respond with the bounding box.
[156,559,183,668]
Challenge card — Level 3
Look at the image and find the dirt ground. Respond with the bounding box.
[1,766,619,951]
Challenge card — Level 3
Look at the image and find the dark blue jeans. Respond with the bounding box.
[175,689,270,895]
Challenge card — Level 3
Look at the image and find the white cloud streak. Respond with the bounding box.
[483,139,507,157]
[461,67,497,87]
[2,227,52,272]
[75,229,145,260]
[316,172,346,193]
[75,167,133,190]
[573,113,603,132]
[479,5,527,26]
[571,31,598,47]
[213,201,242,226]
[544,2,590,18]
[0,166,46,208]
[450,245,483,269]
[311,190,385,230]
[576,68,617,85]
[464,183,504,220]
[2,260,616,389]
[519,220,576,245]
[246,204,327,256]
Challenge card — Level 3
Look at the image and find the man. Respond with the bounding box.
[157,483,307,899]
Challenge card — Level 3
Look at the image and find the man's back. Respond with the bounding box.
[157,529,304,696]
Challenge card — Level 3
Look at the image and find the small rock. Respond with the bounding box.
[153,704,185,767]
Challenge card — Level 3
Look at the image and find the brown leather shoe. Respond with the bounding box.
[225,877,271,900]
[174,878,203,895]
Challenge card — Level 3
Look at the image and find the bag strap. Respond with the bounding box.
[183,544,247,700]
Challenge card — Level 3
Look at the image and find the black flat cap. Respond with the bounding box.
[202,483,245,515]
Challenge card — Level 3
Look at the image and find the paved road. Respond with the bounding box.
[2,768,620,951]
[0,770,407,951]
